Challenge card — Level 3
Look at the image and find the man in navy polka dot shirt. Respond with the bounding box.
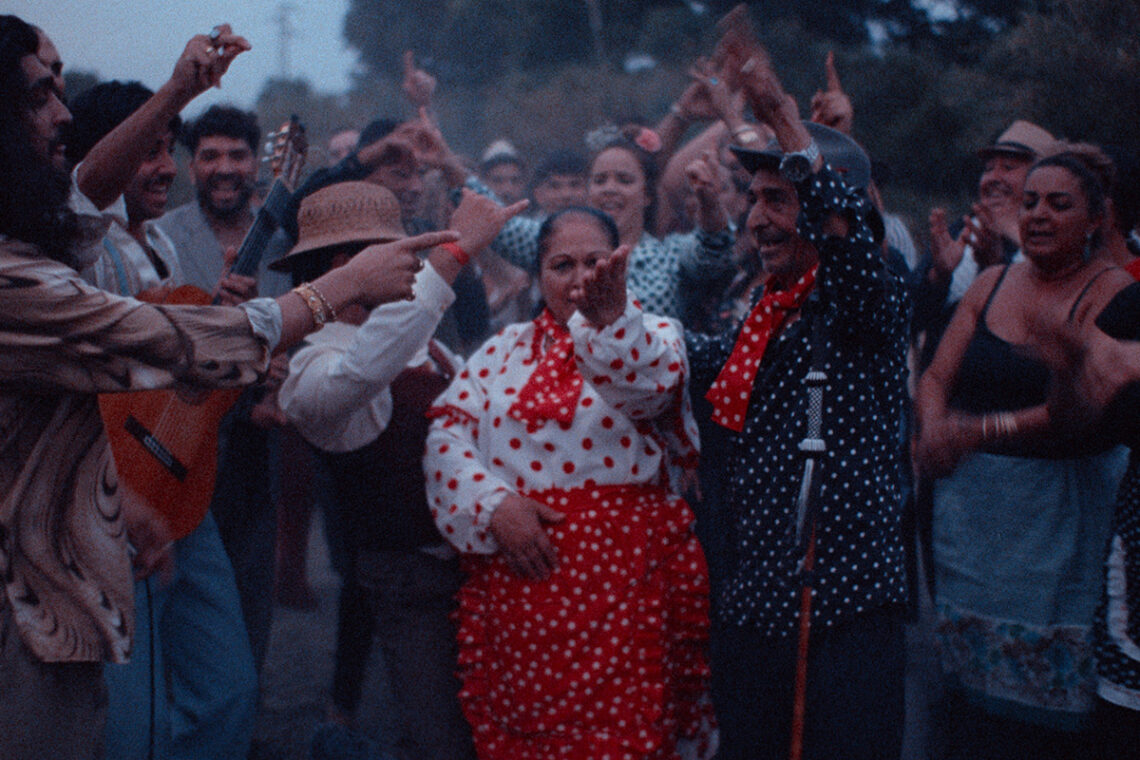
[686,34,911,760]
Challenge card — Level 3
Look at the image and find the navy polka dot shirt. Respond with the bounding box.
[687,165,912,636]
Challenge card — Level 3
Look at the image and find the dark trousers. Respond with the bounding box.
[711,605,906,760]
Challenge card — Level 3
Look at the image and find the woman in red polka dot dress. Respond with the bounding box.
[425,207,716,759]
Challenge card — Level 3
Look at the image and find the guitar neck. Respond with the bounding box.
[214,180,293,302]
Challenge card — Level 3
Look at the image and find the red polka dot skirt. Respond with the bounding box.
[456,484,715,758]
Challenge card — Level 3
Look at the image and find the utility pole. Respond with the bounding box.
[584,0,605,65]
[273,2,297,79]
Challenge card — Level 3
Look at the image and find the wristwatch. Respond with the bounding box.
[779,140,820,183]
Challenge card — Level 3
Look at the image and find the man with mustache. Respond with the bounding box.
[915,120,1057,368]
[687,23,911,756]
[159,105,286,298]
[156,105,291,682]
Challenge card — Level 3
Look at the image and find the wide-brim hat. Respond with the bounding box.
[730,122,872,190]
[977,120,1055,161]
[271,181,406,271]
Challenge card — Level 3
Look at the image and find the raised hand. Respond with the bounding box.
[685,150,720,201]
[965,202,1003,267]
[344,230,460,307]
[810,51,854,135]
[170,24,251,100]
[927,207,965,282]
[355,133,417,171]
[490,493,565,580]
[392,110,467,186]
[713,4,767,91]
[401,51,437,109]
[571,244,630,328]
[685,151,730,233]
[448,189,530,255]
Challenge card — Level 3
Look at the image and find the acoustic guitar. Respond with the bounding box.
[100,117,307,540]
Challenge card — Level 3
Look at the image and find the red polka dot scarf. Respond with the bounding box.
[705,264,818,432]
[509,309,583,427]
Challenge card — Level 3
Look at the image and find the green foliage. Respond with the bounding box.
[261,0,1139,240]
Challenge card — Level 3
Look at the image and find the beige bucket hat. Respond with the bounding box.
[271,181,406,271]
[977,120,1056,160]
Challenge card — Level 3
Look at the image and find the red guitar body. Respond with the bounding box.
[99,285,242,539]
[98,116,305,540]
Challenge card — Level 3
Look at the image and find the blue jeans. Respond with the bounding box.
[103,512,258,760]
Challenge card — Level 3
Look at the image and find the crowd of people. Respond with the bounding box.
[2,5,1140,760]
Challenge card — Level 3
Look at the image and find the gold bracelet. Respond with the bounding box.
[306,281,337,323]
[292,282,332,328]
[995,412,1018,438]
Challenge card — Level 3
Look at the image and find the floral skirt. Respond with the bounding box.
[456,484,715,759]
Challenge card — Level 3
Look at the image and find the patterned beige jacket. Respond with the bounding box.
[0,237,272,664]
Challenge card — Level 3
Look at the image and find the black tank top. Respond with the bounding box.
[949,266,1049,414]
[950,264,1118,415]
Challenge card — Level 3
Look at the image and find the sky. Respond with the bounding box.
[8,0,359,115]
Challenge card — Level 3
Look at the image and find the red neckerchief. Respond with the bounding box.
[705,265,818,432]
[508,309,582,428]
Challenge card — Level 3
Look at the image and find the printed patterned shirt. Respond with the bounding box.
[477,174,735,322]
[0,236,276,664]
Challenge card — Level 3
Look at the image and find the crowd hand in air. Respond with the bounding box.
[490,494,566,580]
[686,57,748,130]
[810,51,854,135]
[401,50,436,110]
[927,203,1002,283]
[713,4,768,92]
[571,244,631,329]
[449,189,530,256]
[685,150,730,232]
[170,23,251,101]
[393,110,467,187]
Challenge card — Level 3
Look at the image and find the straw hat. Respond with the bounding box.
[977,120,1056,160]
[271,181,405,271]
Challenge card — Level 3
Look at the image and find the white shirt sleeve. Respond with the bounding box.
[567,295,689,422]
[279,263,456,452]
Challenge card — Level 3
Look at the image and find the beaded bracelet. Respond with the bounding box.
[292,282,336,328]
